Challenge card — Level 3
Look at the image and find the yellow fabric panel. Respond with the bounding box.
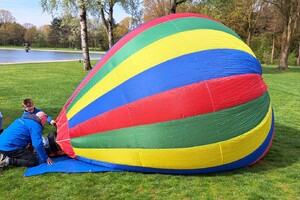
[67,29,255,120]
[73,105,272,170]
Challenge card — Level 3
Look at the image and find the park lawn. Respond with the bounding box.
[0,62,299,199]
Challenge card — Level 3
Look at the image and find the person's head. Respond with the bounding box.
[23,98,35,113]
[36,111,48,126]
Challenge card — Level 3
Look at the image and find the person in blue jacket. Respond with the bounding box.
[0,112,53,170]
[22,98,56,126]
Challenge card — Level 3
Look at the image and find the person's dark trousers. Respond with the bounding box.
[0,148,39,167]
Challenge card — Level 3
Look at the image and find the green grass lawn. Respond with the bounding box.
[0,62,299,199]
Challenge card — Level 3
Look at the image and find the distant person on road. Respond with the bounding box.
[24,42,30,52]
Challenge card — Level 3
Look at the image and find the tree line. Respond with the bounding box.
[0,0,299,71]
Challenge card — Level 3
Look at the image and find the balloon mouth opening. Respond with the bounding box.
[46,132,66,157]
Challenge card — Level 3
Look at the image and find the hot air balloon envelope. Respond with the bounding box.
[55,13,274,174]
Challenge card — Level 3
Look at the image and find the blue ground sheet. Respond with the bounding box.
[24,156,121,177]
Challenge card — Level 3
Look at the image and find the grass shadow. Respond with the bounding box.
[262,65,300,74]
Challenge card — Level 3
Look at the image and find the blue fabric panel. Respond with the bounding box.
[24,156,121,177]
[77,110,274,175]
[69,49,261,128]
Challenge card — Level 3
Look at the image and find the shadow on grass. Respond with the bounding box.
[262,65,300,74]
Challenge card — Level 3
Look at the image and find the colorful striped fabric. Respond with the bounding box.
[56,13,274,174]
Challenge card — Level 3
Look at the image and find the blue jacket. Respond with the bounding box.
[22,107,53,124]
[0,114,49,162]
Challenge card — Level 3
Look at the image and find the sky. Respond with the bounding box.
[0,0,128,27]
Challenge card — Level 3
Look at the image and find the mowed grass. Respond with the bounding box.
[0,62,299,200]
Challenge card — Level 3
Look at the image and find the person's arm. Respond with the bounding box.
[46,115,56,126]
[34,108,56,126]
[28,121,53,164]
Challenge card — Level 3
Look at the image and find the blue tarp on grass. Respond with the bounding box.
[24,156,121,177]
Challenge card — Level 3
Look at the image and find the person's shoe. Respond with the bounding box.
[0,154,8,167]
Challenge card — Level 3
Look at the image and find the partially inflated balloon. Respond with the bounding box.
[56,13,274,174]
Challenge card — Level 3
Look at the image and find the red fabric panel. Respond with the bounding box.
[208,74,267,111]
[69,74,267,139]
[56,108,76,158]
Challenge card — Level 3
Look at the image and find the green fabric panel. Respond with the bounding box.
[67,17,241,112]
[71,92,270,149]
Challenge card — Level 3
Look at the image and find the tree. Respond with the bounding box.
[121,0,143,29]
[35,25,52,47]
[78,0,92,70]
[0,10,15,25]
[24,26,38,44]
[143,0,171,22]
[88,19,104,50]
[5,23,26,45]
[170,0,188,13]
[41,0,92,70]
[49,18,63,47]
[61,14,81,48]
[114,16,130,41]
[242,0,267,46]
[95,0,145,48]
[142,0,199,22]
[97,0,119,49]
[267,0,300,70]
[0,10,16,45]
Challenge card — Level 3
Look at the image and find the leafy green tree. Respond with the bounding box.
[121,0,143,29]
[96,0,120,48]
[88,18,104,50]
[0,10,16,45]
[35,25,52,47]
[114,16,130,41]
[267,0,300,70]
[0,10,15,25]
[41,0,92,70]
[143,0,172,22]
[49,18,63,47]
[24,26,38,45]
[61,14,81,48]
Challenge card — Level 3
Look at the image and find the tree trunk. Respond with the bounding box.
[278,0,300,70]
[99,0,115,49]
[170,0,176,14]
[279,38,289,70]
[271,33,275,65]
[78,0,92,70]
[170,0,187,14]
[246,28,251,46]
[297,42,300,66]
[279,19,292,70]
[108,3,114,49]
[246,9,252,46]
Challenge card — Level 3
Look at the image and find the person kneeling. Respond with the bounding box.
[0,112,53,170]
